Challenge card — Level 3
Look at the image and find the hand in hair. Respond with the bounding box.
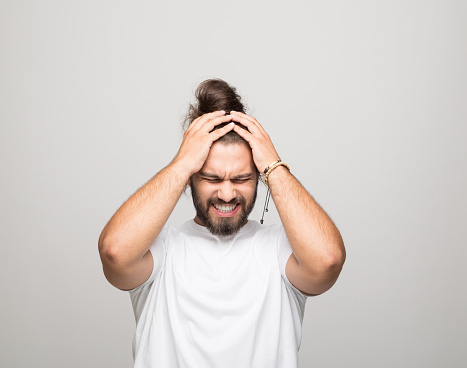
[173,111,235,175]
[230,111,281,173]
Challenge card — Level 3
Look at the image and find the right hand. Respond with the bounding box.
[172,111,235,175]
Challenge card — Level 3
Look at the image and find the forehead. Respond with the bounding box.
[201,142,255,176]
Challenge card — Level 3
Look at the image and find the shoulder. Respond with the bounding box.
[243,220,284,237]
[156,221,193,242]
[241,221,288,254]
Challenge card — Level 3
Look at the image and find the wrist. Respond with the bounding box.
[267,164,289,183]
[263,161,290,187]
[261,159,281,175]
[168,158,195,182]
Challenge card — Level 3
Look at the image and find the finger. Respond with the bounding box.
[191,111,226,132]
[198,114,234,134]
[186,111,225,134]
[230,114,263,136]
[209,122,236,142]
[185,116,203,133]
[232,123,254,144]
[233,125,280,172]
[230,111,267,135]
[230,110,255,122]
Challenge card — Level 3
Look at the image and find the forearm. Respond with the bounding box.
[97,112,237,290]
[98,160,191,266]
[268,166,345,277]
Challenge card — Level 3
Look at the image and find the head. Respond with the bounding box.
[184,78,250,146]
[185,79,259,236]
[190,141,259,236]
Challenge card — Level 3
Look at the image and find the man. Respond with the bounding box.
[98,79,345,367]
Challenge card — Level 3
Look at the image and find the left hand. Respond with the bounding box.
[230,111,280,173]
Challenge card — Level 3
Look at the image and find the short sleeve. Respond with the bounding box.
[276,226,309,301]
[276,226,293,284]
[128,227,169,321]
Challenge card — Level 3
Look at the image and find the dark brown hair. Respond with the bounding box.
[184,79,249,145]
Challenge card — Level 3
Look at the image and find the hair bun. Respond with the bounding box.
[184,79,245,129]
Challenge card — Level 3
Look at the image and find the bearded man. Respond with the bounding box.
[98,79,346,368]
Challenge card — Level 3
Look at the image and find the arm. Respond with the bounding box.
[231,111,345,295]
[268,167,345,295]
[98,111,235,290]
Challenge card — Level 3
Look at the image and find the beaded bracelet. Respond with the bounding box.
[263,161,290,187]
[263,159,281,175]
[260,160,291,224]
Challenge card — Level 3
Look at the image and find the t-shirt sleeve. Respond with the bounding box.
[277,226,292,283]
[127,227,169,321]
[276,225,309,301]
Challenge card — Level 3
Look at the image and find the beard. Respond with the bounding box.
[190,182,258,237]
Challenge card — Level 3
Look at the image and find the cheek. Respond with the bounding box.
[242,185,257,199]
[199,186,218,201]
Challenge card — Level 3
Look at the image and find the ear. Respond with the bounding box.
[187,176,193,188]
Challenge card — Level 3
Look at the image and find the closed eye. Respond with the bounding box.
[199,172,254,183]
[203,177,222,183]
[201,177,252,184]
[232,178,252,184]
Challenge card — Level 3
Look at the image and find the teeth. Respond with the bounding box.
[214,204,237,213]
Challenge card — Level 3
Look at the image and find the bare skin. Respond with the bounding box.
[98,111,236,290]
[190,142,258,232]
[230,111,346,295]
[99,110,345,295]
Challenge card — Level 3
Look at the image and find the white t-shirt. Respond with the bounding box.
[128,220,308,368]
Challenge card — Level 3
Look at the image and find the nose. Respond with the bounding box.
[217,180,236,203]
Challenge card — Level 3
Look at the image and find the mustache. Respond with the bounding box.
[208,197,245,206]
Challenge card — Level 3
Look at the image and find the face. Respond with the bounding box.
[190,142,259,236]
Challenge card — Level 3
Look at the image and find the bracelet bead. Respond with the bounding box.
[263,161,290,187]
[263,159,281,175]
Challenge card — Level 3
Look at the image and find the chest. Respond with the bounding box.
[161,236,280,309]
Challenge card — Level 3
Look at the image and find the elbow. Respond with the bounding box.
[326,253,345,276]
[319,239,346,276]
[98,233,125,266]
[332,239,346,268]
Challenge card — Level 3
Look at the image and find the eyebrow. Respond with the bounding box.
[199,172,254,180]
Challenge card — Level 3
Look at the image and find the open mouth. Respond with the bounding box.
[211,203,240,216]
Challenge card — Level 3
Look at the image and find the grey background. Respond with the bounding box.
[1,1,466,367]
